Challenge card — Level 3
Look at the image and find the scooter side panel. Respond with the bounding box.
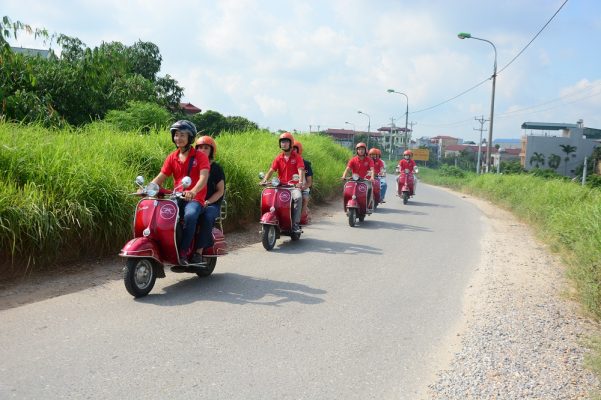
[274,188,293,231]
[153,199,179,265]
[203,228,227,256]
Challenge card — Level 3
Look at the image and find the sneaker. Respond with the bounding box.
[381,200,386,203]
[189,252,204,265]
[292,224,302,234]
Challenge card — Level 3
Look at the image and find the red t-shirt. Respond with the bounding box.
[373,159,385,175]
[347,156,374,178]
[161,147,210,202]
[398,158,416,172]
[271,151,305,183]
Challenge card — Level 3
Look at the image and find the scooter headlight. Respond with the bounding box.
[351,173,359,181]
[271,177,280,186]
[145,182,160,197]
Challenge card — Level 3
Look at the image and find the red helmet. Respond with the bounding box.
[196,135,217,158]
[355,142,367,153]
[403,150,413,156]
[368,148,379,156]
[293,140,303,156]
[279,132,294,149]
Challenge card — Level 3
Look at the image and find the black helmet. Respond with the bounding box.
[170,120,197,146]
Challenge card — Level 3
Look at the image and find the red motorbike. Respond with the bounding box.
[259,174,303,250]
[396,168,418,204]
[120,176,227,298]
[343,174,374,227]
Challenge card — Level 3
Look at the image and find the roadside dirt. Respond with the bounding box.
[0,202,338,311]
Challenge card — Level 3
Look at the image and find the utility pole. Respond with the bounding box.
[474,116,488,174]
[407,121,417,149]
[389,117,396,160]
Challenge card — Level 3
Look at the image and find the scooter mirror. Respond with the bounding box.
[135,176,145,186]
[181,176,192,188]
[258,172,265,179]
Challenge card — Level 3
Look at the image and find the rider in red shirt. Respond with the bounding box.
[260,132,306,232]
[150,120,210,266]
[397,149,418,196]
[341,142,375,209]
[369,148,387,203]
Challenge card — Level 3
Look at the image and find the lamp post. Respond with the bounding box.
[386,89,409,152]
[458,32,497,173]
[344,121,356,147]
[357,110,371,148]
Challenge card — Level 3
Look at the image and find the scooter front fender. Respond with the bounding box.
[119,237,160,261]
[260,211,279,226]
[346,199,359,209]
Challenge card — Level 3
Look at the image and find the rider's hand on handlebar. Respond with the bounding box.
[183,190,197,201]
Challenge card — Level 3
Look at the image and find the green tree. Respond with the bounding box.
[155,74,184,108]
[559,144,577,175]
[548,154,561,170]
[190,110,227,136]
[224,115,259,132]
[127,40,162,81]
[105,101,172,132]
[529,152,545,168]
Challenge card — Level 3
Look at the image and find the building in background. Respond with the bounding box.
[520,120,601,177]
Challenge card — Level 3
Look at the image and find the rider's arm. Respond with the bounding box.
[151,172,168,186]
[186,169,209,200]
[305,175,313,188]
[262,167,276,184]
[369,167,375,181]
[297,167,305,188]
[205,179,224,206]
[341,166,351,179]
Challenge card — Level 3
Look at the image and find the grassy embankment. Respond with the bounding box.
[419,167,601,318]
[0,122,350,277]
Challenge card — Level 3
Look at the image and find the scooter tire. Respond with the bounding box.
[262,225,277,251]
[358,214,365,222]
[348,208,357,227]
[196,257,217,277]
[123,258,157,298]
[403,192,409,205]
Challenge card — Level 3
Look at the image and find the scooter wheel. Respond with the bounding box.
[196,257,217,277]
[123,258,157,298]
[403,192,409,205]
[262,225,277,251]
[348,208,357,227]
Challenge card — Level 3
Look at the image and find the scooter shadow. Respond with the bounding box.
[136,273,327,307]
[373,207,427,216]
[275,237,383,255]
[408,201,454,208]
[368,220,432,232]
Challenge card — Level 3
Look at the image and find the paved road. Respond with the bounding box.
[0,179,484,399]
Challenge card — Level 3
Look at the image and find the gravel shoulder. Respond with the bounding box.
[428,188,600,399]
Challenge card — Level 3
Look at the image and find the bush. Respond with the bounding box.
[586,174,601,189]
[105,101,172,133]
[439,164,465,178]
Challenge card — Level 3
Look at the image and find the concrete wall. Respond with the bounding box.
[524,133,600,176]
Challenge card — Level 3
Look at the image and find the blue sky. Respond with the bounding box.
[4,0,601,142]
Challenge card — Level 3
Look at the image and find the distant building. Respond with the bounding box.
[324,128,383,149]
[10,46,51,59]
[493,138,521,149]
[179,102,202,115]
[520,120,601,177]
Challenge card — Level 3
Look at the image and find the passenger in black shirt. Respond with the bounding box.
[195,136,226,250]
[293,140,312,224]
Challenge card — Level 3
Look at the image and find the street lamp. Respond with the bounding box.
[386,89,409,153]
[458,32,497,173]
[357,110,371,148]
[344,121,356,147]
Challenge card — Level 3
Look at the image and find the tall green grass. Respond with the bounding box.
[420,167,601,318]
[0,123,349,277]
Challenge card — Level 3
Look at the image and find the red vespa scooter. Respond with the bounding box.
[343,174,374,227]
[119,176,226,298]
[397,167,418,204]
[259,173,302,250]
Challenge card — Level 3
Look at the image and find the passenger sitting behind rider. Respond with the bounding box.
[293,140,312,224]
[369,147,387,203]
[149,120,210,266]
[341,142,375,209]
[260,132,305,233]
[195,135,225,253]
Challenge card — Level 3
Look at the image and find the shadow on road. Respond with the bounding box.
[408,201,454,208]
[137,273,326,307]
[368,220,432,232]
[275,237,383,255]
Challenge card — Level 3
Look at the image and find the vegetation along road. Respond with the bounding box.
[1,180,597,399]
